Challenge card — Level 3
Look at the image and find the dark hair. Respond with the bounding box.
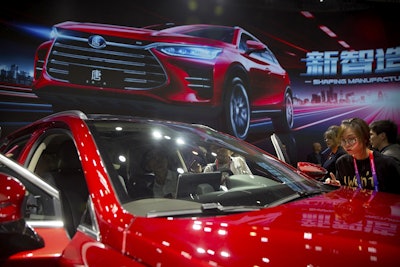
[141,147,169,172]
[369,120,398,144]
[341,118,370,147]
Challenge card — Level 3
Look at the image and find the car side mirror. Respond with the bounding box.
[0,173,44,257]
[297,162,327,180]
[245,40,266,54]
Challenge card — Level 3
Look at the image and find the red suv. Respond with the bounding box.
[1,111,399,266]
[33,22,293,139]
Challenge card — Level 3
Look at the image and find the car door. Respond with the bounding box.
[0,152,69,266]
[0,128,89,266]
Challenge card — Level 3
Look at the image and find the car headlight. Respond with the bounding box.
[49,27,58,39]
[157,45,222,60]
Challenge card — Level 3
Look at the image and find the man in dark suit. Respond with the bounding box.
[306,142,324,165]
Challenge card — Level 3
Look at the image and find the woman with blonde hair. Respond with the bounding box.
[322,125,346,179]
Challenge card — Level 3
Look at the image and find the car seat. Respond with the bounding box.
[52,140,88,238]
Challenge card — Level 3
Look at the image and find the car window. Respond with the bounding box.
[0,135,30,160]
[181,27,234,43]
[88,120,325,217]
[0,156,61,222]
[252,48,280,64]
[239,33,255,51]
[238,32,280,65]
[21,175,60,221]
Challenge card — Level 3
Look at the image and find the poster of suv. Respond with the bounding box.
[1,0,399,164]
[33,22,293,139]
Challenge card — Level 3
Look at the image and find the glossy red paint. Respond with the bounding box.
[0,111,399,266]
[7,228,70,266]
[119,187,399,266]
[0,174,25,222]
[59,231,144,267]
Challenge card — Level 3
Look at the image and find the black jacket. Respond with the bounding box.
[335,151,400,194]
[322,146,346,178]
[307,152,324,165]
[381,143,400,164]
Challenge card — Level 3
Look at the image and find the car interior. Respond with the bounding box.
[175,172,222,199]
[29,135,89,238]
[50,140,88,238]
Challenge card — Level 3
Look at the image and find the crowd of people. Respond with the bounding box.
[309,118,400,194]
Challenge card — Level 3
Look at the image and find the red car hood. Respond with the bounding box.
[124,187,400,266]
[55,21,157,35]
[54,21,230,46]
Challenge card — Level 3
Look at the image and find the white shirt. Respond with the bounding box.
[153,170,178,198]
[203,156,252,175]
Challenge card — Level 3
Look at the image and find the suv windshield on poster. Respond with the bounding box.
[0,0,399,164]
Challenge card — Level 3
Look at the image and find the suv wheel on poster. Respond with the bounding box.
[223,76,250,140]
[272,90,293,133]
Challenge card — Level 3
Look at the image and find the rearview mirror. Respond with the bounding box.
[246,40,266,54]
[0,173,44,257]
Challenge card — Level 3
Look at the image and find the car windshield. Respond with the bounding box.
[86,118,332,218]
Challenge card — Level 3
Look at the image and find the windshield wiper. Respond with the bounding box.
[298,187,337,198]
[264,193,300,208]
[201,202,261,213]
[146,203,261,218]
[147,207,202,218]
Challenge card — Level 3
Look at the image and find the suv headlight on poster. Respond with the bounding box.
[157,45,222,60]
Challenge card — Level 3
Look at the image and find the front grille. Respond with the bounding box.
[185,68,213,98]
[46,29,167,90]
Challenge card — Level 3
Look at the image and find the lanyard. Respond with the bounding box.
[353,150,378,191]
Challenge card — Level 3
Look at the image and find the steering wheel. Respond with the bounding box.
[217,167,233,187]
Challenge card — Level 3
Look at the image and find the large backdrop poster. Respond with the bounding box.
[1,0,399,164]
